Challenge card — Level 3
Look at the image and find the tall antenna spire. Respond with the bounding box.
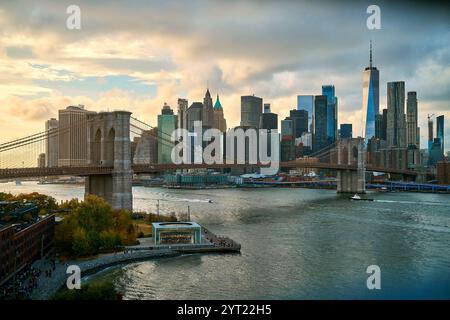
[370,40,373,68]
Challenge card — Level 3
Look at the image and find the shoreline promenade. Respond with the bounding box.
[29,249,177,300]
[28,230,241,300]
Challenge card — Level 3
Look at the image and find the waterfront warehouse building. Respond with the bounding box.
[152,222,202,245]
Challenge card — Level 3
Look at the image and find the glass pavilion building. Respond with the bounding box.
[152,222,202,245]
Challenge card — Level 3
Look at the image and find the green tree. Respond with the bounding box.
[73,195,113,233]
[72,228,91,256]
[54,195,136,257]
[15,192,57,213]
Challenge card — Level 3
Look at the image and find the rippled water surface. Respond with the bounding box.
[2,182,450,299]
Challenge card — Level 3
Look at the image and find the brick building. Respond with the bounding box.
[0,215,55,286]
[437,161,450,185]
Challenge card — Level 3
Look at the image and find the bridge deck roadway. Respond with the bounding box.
[0,162,417,179]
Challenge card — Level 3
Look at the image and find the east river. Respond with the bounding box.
[2,181,450,299]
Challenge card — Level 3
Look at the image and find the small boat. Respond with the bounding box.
[350,194,374,201]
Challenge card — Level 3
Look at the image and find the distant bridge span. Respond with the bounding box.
[0,161,417,180]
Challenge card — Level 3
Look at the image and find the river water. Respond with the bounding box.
[2,181,450,299]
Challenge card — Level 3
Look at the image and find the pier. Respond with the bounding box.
[126,226,241,254]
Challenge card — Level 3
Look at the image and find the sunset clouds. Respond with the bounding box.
[0,0,449,150]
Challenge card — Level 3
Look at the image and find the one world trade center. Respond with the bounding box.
[362,41,379,143]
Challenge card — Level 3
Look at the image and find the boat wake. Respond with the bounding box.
[134,196,212,203]
[374,199,450,207]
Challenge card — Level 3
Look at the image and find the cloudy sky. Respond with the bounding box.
[0,0,449,151]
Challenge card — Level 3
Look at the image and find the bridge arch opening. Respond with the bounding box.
[104,127,115,166]
[92,129,102,165]
[352,146,358,161]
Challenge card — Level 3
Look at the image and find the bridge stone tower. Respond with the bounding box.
[85,111,133,211]
[336,137,366,193]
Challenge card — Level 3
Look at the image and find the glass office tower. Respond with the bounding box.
[322,85,337,142]
[362,41,380,143]
[340,124,352,139]
[313,95,328,152]
[437,115,445,155]
[158,104,178,164]
[297,95,314,132]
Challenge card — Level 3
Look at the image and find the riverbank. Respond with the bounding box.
[29,249,178,300]
[3,185,449,299]
[28,226,241,300]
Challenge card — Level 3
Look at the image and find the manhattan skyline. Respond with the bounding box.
[0,0,449,152]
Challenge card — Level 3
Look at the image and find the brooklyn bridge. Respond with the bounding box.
[0,111,418,211]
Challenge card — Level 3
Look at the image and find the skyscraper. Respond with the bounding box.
[281,118,295,161]
[386,81,406,148]
[45,118,59,167]
[38,153,46,168]
[240,95,263,128]
[186,102,203,132]
[213,94,227,132]
[260,104,278,130]
[382,108,388,140]
[406,92,420,148]
[339,124,352,139]
[428,115,434,157]
[375,114,383,140]
[297,95,314,132]
[437,115,445,155]
[362,41,380,143]
[289,109,308,138]
[260,103,278,160]
[177,98,188,130]
[313,95,328,152]
[429,138,444,165]
[157,103,177,164]
[322,85,338,142]
[202,89,214,128]
[375,108,388,141]
[58,105,94,167]
[133,127,158,165]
